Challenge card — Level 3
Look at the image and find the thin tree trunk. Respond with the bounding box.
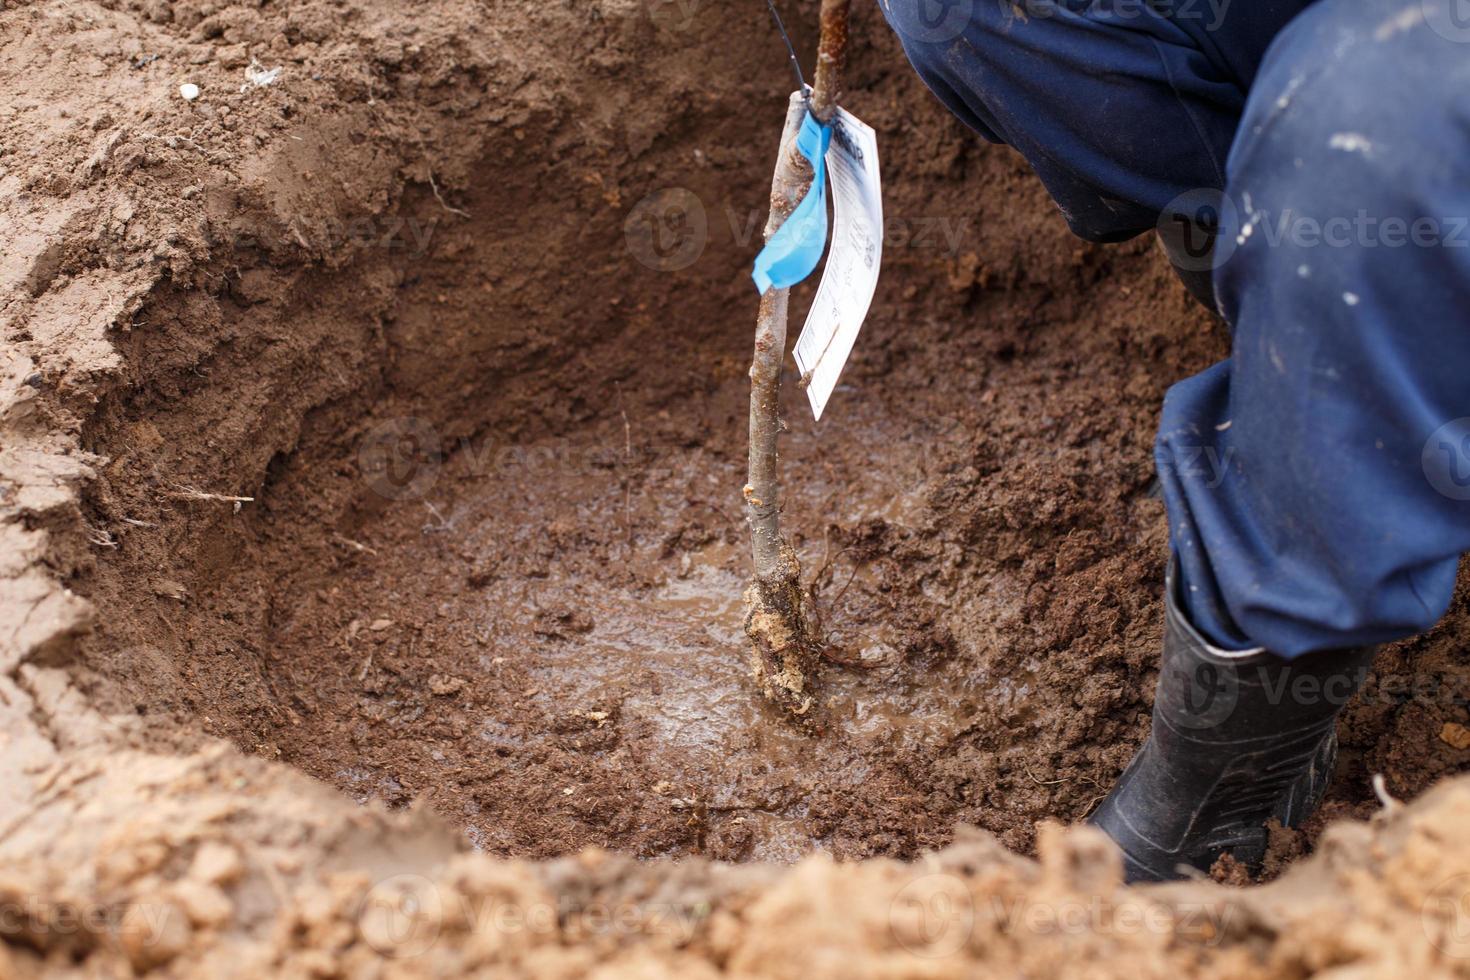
[746,94,806,585]
[744,0,851,724]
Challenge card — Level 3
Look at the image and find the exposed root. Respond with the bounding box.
[1372,772,1404,815]
[744,548,822,727]
[427,168,472,218]
[817,645,882,669]
[81,520,117,548]
[162,481,254,504]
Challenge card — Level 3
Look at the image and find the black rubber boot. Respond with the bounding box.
[1089,561,1376,882]
[1156,213,1219,313]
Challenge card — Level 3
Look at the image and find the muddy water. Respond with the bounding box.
[504,539,971,861]
[273,372,989,860]
[271,307,1470,867]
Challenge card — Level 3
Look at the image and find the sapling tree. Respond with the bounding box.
[743,0,850,723]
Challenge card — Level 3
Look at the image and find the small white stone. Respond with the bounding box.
[179,82,200,101]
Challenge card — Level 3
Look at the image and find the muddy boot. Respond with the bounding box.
[1089,561,1375,882]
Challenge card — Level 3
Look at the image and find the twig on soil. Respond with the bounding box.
[427,169,471,218]
[331,532,379,556]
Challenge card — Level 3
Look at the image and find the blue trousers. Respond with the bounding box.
[882,0,1470,656]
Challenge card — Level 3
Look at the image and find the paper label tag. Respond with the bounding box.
[793,107,882,421]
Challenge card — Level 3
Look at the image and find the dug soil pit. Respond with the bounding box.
[6,0,1470,974]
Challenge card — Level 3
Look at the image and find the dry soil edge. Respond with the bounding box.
[2,741,1469,977]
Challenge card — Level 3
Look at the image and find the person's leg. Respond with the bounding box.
[877,0,1314,242]
[1096,0,1470,880]
[1157,0,1470,656]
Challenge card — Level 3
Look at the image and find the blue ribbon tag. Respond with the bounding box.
[752,110,833,295]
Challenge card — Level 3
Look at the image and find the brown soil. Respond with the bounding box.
[5,0,1470,974]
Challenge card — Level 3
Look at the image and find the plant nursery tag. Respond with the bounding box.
[793,107,882,422]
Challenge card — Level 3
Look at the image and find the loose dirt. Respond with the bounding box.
[5,0,1470,974]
